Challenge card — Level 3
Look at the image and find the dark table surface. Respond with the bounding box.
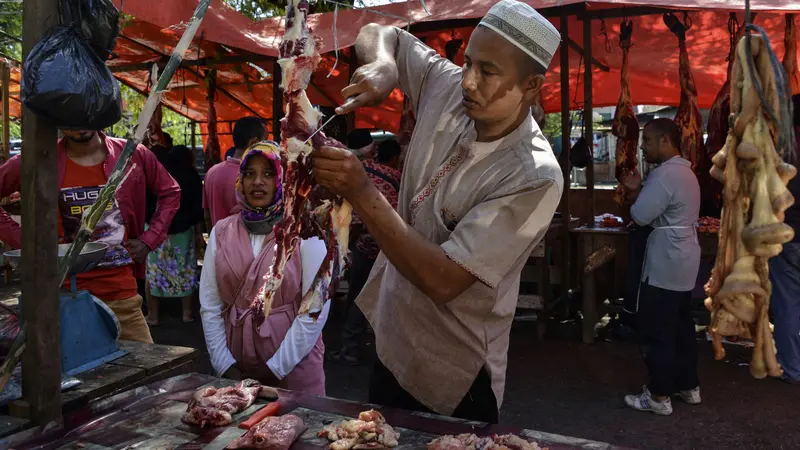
[0,341,198,439]
[2,373,629,450]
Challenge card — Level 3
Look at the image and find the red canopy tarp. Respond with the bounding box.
[7,1,800,149]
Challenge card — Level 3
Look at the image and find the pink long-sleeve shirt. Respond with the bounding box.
[0,134,181,279]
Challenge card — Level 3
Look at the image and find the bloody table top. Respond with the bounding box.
[2,373,629,450]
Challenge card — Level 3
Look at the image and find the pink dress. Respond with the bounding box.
[213,215,325,395]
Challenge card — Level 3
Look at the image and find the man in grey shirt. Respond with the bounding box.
[620,118,701,416]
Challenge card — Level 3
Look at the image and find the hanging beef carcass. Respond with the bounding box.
[664,13,715,214]
[253,0,352,319]
[612,20,639,208]
[784,14,800,95]
[705,14,752,213]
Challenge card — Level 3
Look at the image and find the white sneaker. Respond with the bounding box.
[677,387,702,405]
[624,386,673,416]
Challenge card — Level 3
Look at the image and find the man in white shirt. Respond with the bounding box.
[311,0,562,423]
[620,118,702,416]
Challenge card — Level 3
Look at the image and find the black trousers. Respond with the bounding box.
[341,248,375,355]
[368,358,499,424]
[636,281,699,396]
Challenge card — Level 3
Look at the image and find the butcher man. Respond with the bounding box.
[312,0,563,423]
[620,118,701,416]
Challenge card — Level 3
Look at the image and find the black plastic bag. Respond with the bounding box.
[60,0,120,60]
[21,26,122,130]
[570,137,591,169]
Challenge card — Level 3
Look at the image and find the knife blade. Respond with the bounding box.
[303,114,338,146]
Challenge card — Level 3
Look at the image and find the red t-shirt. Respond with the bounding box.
[57,159,138,300]
[203,158,241,228]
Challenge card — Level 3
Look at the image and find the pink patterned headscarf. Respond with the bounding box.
[235,141,283,234]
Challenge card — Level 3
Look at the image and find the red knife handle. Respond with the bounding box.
[239,402,280,429]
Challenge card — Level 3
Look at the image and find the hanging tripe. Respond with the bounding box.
[705,26,797,379]
[253,0,352,319]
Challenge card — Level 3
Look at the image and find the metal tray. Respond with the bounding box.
[4,242,109,274]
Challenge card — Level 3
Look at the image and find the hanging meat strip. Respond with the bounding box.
[664,13,714,214]
[205,69,222,171]
[784,14,800,95]
[254,0,352,319]
[612,20,639,208]
[142,103,165,149]
[705,14,751,213]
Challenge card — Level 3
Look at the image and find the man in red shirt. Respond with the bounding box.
[0,130,180,343]
[203,117,266,230]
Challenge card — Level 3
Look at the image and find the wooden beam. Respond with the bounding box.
[578,6,675,21]
[1,62,9,160]
[191,120,197,152]
[584,18,595,227]
[403,3,585,35]
[117,36,267,119]
[108,53,276,74]
[566,37,609,72]
[0,29,21,44]
[0,51,20,66]
[21,0,62,425]
[558,12,572,297]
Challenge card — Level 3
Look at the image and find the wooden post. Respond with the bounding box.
[559,13,572,296]
[583,16,595,225]
[21,0,62,425]
[190,120,196,153]
[272,68,283,142]
[1,62,9,162]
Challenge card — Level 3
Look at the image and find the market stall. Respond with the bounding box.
[1,373,627,450]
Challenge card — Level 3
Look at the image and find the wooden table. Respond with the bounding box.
[571,226,629,344]
[518,217,580,338]
[2,373,629,450]
[572,225,720,344]
[0,341,198,436]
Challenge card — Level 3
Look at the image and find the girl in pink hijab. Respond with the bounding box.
[199,141,328,394]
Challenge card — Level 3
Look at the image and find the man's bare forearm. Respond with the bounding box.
[354,23,399,66]
[350,185,475,305]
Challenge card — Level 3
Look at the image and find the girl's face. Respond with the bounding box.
[242,154,278,209]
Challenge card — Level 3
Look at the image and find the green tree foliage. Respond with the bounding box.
[108,84,200,147]
[0,1,22,62]
[223,0,356,18]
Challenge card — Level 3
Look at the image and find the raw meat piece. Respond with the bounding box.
[318,409,399,449]
[142,103,165,149]
[183,379,279,427]
[612,20,640,208]
[254,0,352,320]
[784,14,800,95]
[664,13,715,214]
[427,434,542,450]
[226,414,307,449]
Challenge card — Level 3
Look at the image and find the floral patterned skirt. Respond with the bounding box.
[145,228,198,298]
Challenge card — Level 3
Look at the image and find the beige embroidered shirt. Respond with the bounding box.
[356,30,563,416]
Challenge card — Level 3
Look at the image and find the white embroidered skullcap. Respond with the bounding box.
[479,0,561,70]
